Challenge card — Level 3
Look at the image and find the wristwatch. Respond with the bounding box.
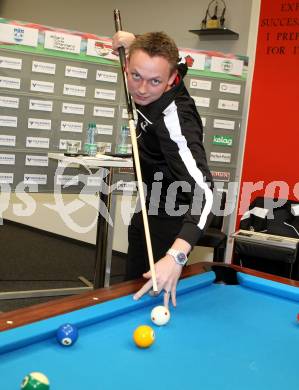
[166,249,188,266]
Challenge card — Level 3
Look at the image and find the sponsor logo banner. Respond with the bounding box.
[0,23,38,47]
[86,39,118,60]
[213,135,233,147]
[63,84,86,97]
[0,96,19,108]
[32,61,56,75]
[213,119,235,130]
[96,70,118,83]
[210,152,231,163]
[191,96,210,108]
[30,80,54,93]
[122,109,137,120]
[189,79,212,90]
[0,153,15,165]
[96,142,111,153]
[28,118,51,130]
[56,175,79,186]
[93,106,115,118]
[0,76,21,90]
[29,99,53,112]
[62,102,85,115]
[60,121,83,133]
[179,50,206,70]
[219,82,241,94]
[26,137,50,149]
[94,88,116,100]
[0,56,22,70]
[44,31,81,54]
[116,181,137,192]
[96,124,113,135]
[59,139,82,150]
[0,172,14,183]
[211,170,231,182]
[218,99,239,111]
[24,174,47,185]
[0,135,16,146]
[211,56,243,76]
[25,155,49,167]
[0,115,17,127]
[65,65,88,79]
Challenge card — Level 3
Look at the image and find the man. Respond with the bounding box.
[113,31,213,307]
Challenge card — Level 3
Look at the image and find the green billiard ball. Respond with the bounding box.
[21,372,50,389]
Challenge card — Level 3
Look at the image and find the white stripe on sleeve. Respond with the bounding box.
[163,101,213,230]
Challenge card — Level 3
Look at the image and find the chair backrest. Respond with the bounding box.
[209,190,226,230]
[239,196,299,238]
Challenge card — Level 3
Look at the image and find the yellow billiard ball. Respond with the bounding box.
[133,325,155,348]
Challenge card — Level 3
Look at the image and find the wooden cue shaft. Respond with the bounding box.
[128,120,158,292]
[113,9,158,292]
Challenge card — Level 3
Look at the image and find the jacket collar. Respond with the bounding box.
[135,68,186,123]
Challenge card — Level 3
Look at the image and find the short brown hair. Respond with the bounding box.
[128,32,179,74]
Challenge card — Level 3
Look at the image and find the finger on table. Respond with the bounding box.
[133,279,153,300]
[171,286,177,307]
[163,290,171,308]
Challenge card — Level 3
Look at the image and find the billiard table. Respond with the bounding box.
[0,262,299,390]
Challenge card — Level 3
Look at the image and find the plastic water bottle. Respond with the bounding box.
[84,123,97,155]
[89,123,96,144]
[116,125,131,154]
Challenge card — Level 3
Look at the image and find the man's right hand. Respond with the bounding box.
[112,31,136,55]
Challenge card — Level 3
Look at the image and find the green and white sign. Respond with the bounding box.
[213,135,233,147]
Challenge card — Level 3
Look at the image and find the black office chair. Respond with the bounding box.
[234,196,299,279]
[195,191,227,262]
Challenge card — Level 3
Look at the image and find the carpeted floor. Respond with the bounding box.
[0,220,126,312]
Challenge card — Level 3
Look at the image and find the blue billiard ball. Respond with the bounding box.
[56,323,78,346]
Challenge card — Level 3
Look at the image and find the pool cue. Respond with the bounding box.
[113,9,158,292]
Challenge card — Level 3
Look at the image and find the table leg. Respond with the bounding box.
[93,167,114,288]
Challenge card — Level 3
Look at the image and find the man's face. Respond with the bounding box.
[126,49,177,106]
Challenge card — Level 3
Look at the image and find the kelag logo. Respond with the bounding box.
[213,135,233,147]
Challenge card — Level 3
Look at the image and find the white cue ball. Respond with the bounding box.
[151,305,170,326]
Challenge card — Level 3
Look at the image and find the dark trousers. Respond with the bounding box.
[126,211,184,280]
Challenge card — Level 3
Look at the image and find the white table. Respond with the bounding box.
[49,153,133,289]
[48,152,133,169]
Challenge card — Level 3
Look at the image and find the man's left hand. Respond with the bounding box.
[133,255,183,308]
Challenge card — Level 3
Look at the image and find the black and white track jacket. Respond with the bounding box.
[135,66,213,246]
